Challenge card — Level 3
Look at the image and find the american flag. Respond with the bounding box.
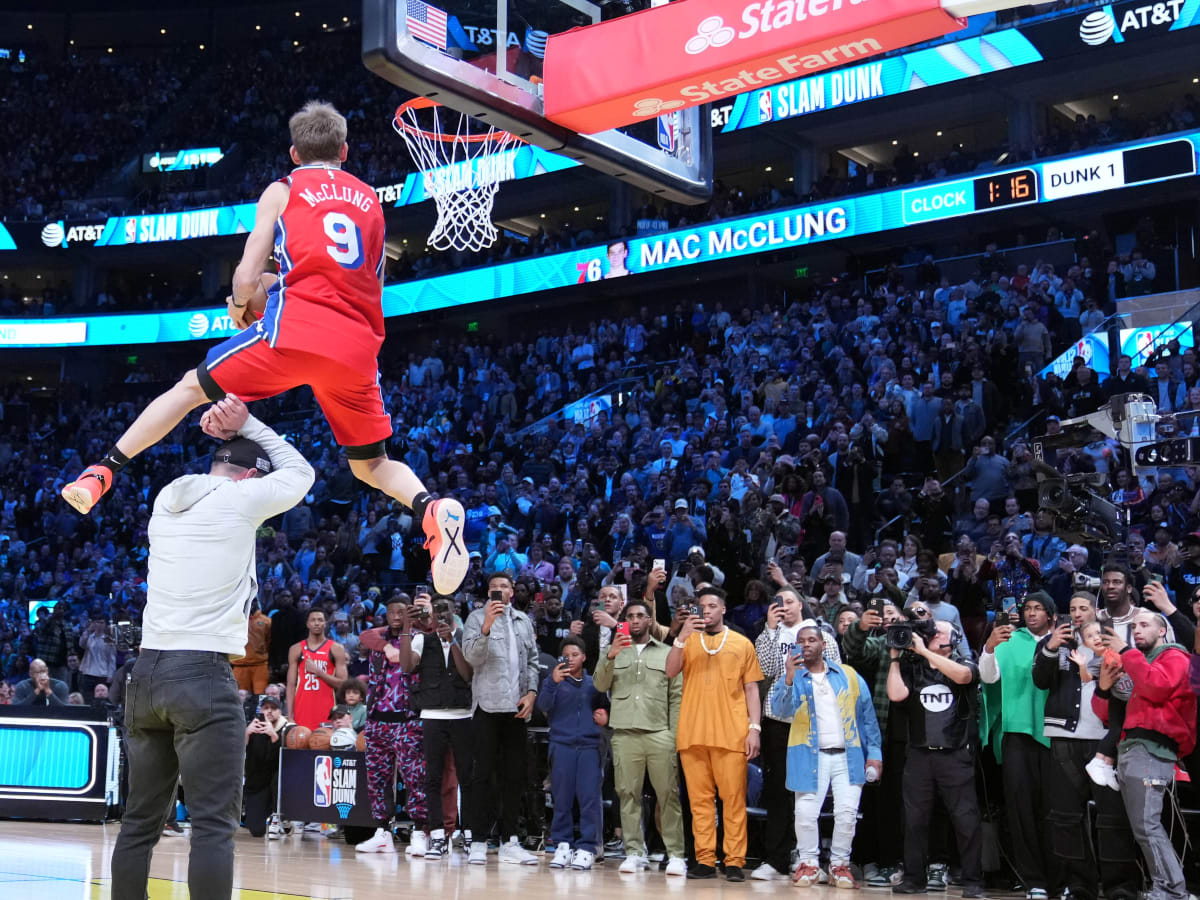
[407,0,448,49]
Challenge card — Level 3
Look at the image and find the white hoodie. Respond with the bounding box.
[142,416,314,655]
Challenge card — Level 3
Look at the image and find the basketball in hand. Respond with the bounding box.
[247,272,277,322]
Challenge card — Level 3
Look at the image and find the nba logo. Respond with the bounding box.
[656,112,677,155]
[124,218,137,244]
[313,755,332,808]
[758,90,773,123]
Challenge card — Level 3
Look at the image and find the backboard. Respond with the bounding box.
[362,0,713,205]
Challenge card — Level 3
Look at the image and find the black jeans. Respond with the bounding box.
[901,746,983,890]
[759,717,795,873]
[469,708,527,839]
[1048,738,1141,900]
[1001,732,1059,892]
[424,717,474,832]
[111,650,246,900]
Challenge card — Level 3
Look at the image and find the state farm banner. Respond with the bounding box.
[543,0,963,133]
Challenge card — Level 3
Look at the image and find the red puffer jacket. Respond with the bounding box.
[1092,644,1197,758]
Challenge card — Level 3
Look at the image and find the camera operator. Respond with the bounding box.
[110,396,314,900]
[979,590,1058,900]
[886,621,983,897]
[1046,545,1096,614]
[243,696,289,838]
[1031,593,1140,900]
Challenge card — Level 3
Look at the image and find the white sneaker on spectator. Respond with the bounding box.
[751,862,786,881]
[619,855,649,873]
[571,849,595,870]
[303,822,324,833]
[499,836,538,865]
[468,841,488,865]
[355,827,396,853]
[406,830,428,857]
[665,857,688,877]
[267,815,285,840]
[550,842,573,869]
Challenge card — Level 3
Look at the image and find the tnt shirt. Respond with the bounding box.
[902,659,979,750]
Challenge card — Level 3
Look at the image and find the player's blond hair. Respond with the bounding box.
[289,101,347,164]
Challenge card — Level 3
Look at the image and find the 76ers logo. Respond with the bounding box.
[313,755,333,808]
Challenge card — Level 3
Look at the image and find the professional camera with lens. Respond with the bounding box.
[885,617,938,650]
[1073,572,1102,592]
[107,620,142,653]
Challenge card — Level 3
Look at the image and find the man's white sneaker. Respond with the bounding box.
[499,836,539,865]
[550,842,573,869]
[355,827,396,853]
[267,815,285,840]
[751,862,786,881]
[406,830,428,857]
[665,857,688,877]
[571,849,595,870]
[468,841,488,865]
[619,855,649,873]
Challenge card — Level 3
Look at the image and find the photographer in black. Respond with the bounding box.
[886,620,984,898]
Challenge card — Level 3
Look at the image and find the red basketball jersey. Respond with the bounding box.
[293,639,337,731]
[262,164,386,375]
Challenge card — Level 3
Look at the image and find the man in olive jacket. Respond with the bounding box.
[592,598,686,876]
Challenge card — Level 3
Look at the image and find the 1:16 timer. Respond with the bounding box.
[972,169,1038,210]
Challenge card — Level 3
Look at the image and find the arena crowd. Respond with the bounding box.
[2,238,1199,893]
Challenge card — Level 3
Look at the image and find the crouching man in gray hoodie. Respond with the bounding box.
[111,395,313,900]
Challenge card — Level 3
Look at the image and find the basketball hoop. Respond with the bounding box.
[393,98,522,253]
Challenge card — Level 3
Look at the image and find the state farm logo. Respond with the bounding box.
[633,97,686,117]
[685,15,736,54]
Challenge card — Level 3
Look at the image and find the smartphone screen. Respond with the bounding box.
[653,558,665,571]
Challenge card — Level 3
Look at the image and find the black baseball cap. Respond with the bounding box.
[213,438,272,475]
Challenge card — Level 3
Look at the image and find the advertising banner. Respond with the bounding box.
[278,749,378,827]
[3,130,1197,349]
[544,0,964,133]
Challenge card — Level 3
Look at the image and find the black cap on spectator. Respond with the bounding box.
[213,438,272,475]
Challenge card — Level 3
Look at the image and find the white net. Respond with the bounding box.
[394,102,519,253]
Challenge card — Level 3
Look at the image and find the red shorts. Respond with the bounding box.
[198,326,392,453]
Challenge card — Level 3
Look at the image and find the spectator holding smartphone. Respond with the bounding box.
[539,636,609,870]
[593,599,686,876]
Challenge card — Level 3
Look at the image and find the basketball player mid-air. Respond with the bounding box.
[61,101,468,595]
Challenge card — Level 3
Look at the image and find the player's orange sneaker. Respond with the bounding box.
[422,497,468,595]
[60,464,114,514]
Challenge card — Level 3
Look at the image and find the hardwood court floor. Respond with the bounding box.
[0,822,986,899]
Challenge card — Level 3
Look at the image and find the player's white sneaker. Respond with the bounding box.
[499,836,539,865]
[406,829,428,857]
[355,827,396,853]
[423,498,469,595]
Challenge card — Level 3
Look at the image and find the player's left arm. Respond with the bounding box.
[315,641,349,691]
[231,181,289,308]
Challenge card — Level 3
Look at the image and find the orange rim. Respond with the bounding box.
[394,98,520,145]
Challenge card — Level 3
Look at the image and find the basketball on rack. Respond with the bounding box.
[284,725,312,749]
[308,726,333,750]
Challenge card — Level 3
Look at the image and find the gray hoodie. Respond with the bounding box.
[142,416,314,655]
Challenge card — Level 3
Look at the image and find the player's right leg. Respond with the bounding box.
[348,454,468,596]
[62,369,209,514]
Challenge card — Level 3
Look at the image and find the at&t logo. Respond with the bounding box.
[1079,0,1184,44]
[685,15,736,54]
[187,314,209,338]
